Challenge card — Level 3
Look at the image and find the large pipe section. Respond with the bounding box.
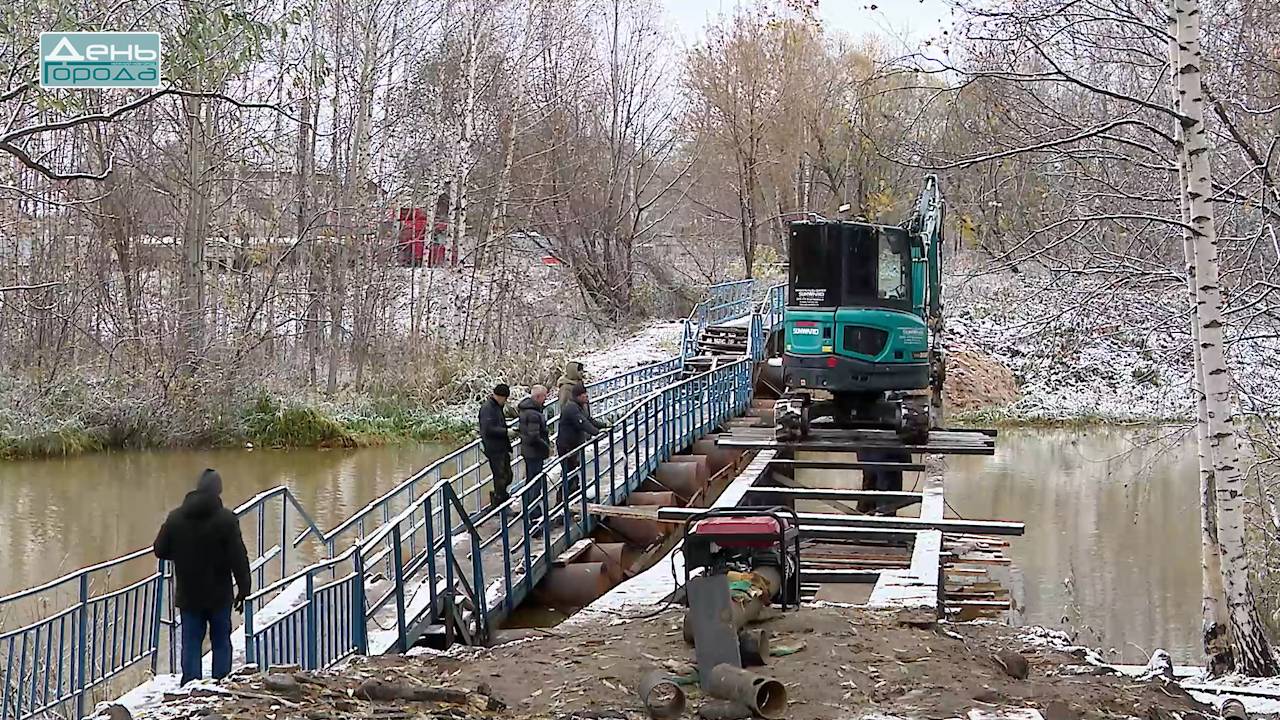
[682,565,782,644]
[539,562,613,608]
[707,665,788,719]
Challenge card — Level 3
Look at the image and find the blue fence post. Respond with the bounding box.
[470,530,487,641]
[75,573,88,720]
[244,598,256,668]
[443,499,455,600]
[352,550,369,655]
[303,572,317,669]
[499,508,513,613]
[391,526,408,653]
[151,561,165,673]
[281,498,289,579]
[422,495,438,623]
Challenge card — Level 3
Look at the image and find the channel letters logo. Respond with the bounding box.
[39,32,161,89]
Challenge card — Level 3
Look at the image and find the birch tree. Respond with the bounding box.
[1170,0,1279,676]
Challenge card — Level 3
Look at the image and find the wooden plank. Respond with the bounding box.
[716,436,996,456]
[798,525,918,542]
[554,539,595,567]
[657,506,1024,536]
[748,486,923,503]
[766,458,926,472]
[766,473,861,515]
[800,568,882,584]
[583,504,687,527]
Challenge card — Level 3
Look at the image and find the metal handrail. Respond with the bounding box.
[319,356,683,549]
[1,280,767,717]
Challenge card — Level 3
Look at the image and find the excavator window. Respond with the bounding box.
[788,223,840,308]
[843,225,911,312]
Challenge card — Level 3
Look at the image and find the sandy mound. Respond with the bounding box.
[946,349,1020,414]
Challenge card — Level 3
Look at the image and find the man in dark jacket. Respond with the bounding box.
[555,384,606,510]
[517,385,550,518]
[479,384,517,511]
[153,469,251,685]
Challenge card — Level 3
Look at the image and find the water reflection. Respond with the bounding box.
[946,427,1202,664]
[0,443,453,596]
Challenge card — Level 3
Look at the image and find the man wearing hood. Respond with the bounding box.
[517,385,550,518]
[479,383,518,511]
[555,384,608,513]
[153,469,251,685]
[556,361,586,405]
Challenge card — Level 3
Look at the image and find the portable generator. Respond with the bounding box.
[682,507,802,608]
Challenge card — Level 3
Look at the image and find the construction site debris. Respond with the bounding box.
[637,670,686,720]
[706,664,787,719]
[263,673,302,697]
[143,606,1215,720]
[737,628,770,666]
[994,649,1031,680]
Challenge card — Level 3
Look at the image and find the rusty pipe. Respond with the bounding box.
[637,670,686,720]
[707,664,787,719]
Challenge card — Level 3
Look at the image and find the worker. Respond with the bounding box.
[518,384,550,517]
[478,384,518,511]
[857,449,910,514]
[556,361,586,403]
[152,469,251,686]
[555,384,608,513]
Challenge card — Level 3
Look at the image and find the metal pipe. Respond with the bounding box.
[707,664,787,719]
[638,670,686,720]
[738,629,770,666]
[683,566,783,644]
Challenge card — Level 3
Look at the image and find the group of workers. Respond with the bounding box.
[149,363,609,688]
[477,360,609,517]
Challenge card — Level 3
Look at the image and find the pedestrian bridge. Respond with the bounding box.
[0,280,785,720]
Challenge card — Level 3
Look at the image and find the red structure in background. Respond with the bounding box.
[396,207,452,267]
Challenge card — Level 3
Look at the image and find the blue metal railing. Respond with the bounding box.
[748,283,786,360]
[316,356,684,553]
[1,279,772,719]
[240,357,754,665]
[681,279,756,357]
[0,488,326,720]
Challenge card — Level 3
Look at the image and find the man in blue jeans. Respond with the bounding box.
[154,469,251,684]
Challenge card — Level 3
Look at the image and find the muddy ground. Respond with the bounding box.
[138,606,1212,720]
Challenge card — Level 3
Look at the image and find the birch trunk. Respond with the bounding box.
[181,95,211,369]
[1172,0,1279,676]
[1166,11,1233,675]
[452,0,480,269]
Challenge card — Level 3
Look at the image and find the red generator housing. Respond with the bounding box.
[396,208,451,267]
[683,507,801,608]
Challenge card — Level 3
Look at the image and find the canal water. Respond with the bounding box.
[947,426,1202,665]
[0,428,1203,664]
[0,443,454,597]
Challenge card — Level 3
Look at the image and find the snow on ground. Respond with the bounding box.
[435,319,685,424]
[946,269,1280,422]
[573,321,684,380]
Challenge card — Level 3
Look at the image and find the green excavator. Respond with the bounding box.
[774,174,946,443]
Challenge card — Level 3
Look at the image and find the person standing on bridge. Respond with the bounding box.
[479,384,518,512]
[517,385,550,518]
[555,384,607,515]
[556,361,586,404]
[153,469,251,686]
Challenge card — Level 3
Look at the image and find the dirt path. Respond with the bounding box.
[137,606,1211,720]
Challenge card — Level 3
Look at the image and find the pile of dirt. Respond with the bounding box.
[138,606,1212,720]
[945,350,1020,414]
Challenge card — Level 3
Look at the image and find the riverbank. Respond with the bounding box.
[945,269,1280,424]
[115,605,1217,720]
[0,321,685,460]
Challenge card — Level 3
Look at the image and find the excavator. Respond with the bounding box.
[773,174,946,444]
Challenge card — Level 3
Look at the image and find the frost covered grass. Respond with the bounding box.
[945,268,1280,423]
[0,319,686,459]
